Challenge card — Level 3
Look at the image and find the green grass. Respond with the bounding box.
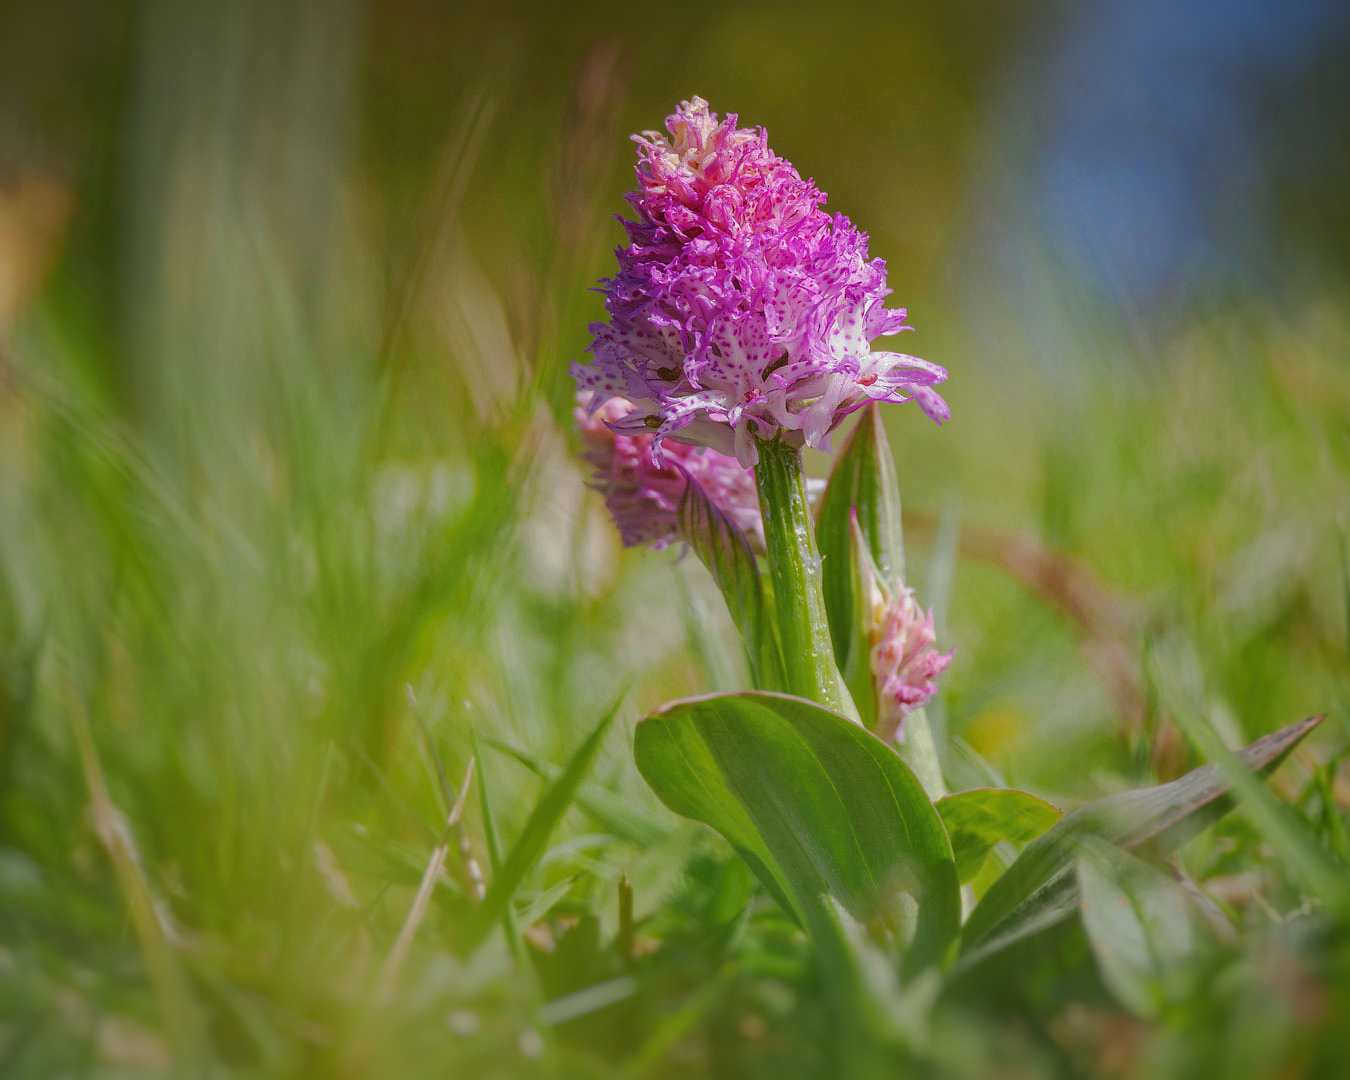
[3,7,1350,1076]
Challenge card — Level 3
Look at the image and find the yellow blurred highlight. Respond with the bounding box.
[964,707,1028,759]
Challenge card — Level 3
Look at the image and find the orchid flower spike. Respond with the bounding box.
[573,96,948,468]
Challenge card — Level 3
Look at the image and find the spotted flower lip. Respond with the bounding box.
[575,393,762,551]
[572,96,948,468]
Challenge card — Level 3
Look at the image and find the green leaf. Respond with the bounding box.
[816,405,904,674]
[815,409,948,798]
[705,856,757,929]
[1076,837,1196,1019]
[959,714,1321,969]
[1149,641,1348,907]
[461,702,619,953]
[634,690,960,971]
[515,874,581,930]
[935,788,1063,884]
[678,471,784,691]
[472,725,527,965]
[485,738,671,847]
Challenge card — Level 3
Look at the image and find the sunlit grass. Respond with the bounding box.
[2,7,1349,1077]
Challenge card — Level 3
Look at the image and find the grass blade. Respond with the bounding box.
[67,691,206,1076]
[462,701,620,953]
[485,738,669,846]
[376,757,475,1000]
[959,715,1322,967]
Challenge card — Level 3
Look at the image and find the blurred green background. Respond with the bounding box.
[2,0,1349,1076]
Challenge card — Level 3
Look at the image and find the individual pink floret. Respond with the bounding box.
[575,393,762,550]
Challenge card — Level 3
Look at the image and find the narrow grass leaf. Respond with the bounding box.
[67,691,207,1075]
[516,874,580,930]
[485,738,670,847]
[1077,836,1196,1020]
[959,715,1321,967]
[376,758,475,1000]
[472,727,525,964]
[1149,640,1347,905]
[1173,708,1346,907]
[1315,759,1350,861]
[538,975,640,1027]
[463,702,620,953]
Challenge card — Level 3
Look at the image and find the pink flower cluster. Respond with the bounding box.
[575,394,762,551]
[870,587,953,743]
[572,97,948,468]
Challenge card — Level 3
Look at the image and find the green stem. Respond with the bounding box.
[754,436,857,719]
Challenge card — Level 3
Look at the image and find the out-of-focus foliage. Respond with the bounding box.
[1,0,1348,1076]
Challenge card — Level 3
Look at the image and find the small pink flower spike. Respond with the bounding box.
[869,585,953,744]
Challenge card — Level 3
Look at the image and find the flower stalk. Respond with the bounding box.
[754,435,857,719]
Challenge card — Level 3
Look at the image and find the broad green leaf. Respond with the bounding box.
[1077,837,1195,1019]
[816,405,904,674]
[461,702,619,953]
[678,469,784,692]
[935,788,1063,884]
[485,738,670,847]
[634,690,960,970]
[959,714,1321,968]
